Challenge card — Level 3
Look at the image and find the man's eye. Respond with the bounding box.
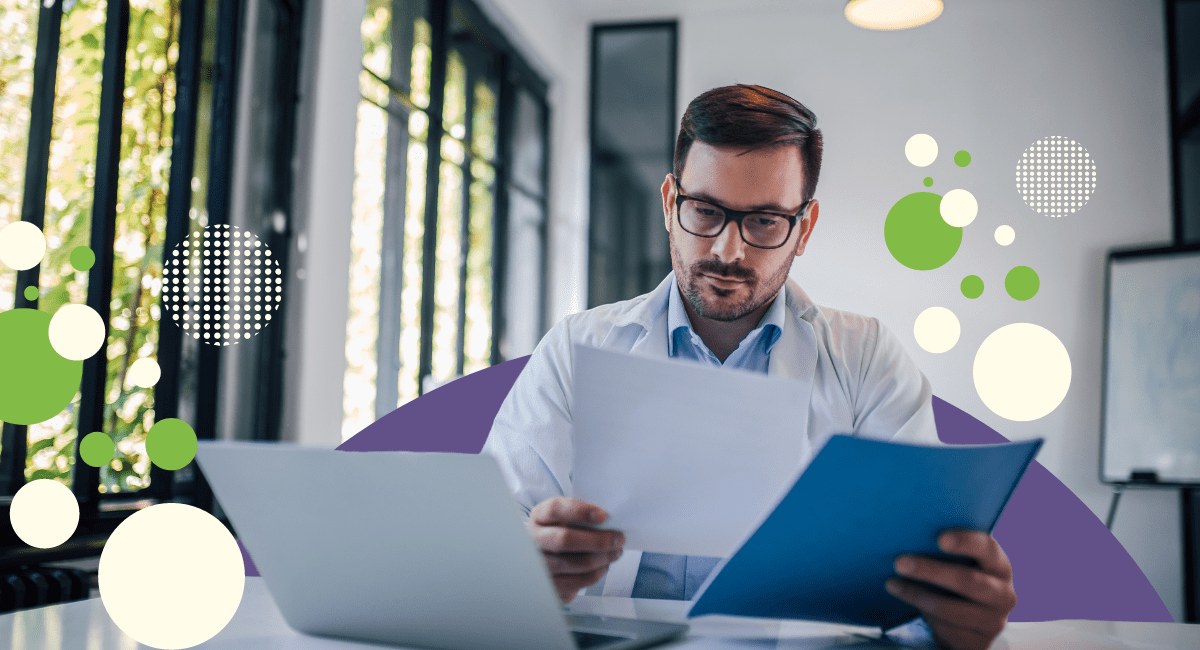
[753,217,782,228]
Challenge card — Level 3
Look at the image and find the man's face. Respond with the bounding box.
[662,141,820,323]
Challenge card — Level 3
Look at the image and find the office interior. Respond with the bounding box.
[0,0,1197,629]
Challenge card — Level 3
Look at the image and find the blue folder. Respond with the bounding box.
[687,434,1043,630]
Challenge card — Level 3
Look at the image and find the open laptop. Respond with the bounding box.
[195,441,687,650]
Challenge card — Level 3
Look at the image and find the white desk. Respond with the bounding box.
[1,577,1198,649]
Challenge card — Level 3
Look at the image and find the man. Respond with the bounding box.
[482,85,1016,650]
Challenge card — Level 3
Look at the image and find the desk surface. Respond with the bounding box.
[1,577,1197,649]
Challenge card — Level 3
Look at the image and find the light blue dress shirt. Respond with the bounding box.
[631,280,788,600]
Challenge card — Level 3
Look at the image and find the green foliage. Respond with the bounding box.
[1,0,182,495]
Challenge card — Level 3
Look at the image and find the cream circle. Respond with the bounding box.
[0,221,47,271]
[10,479,79,548]
[99,503,245,649]
[48,303,106,361]
[905,133,938,167]
[128,357,162,388]
[995,225,1016,246]
[973,323,1071,421]
[939,189,978,227]
[913,306,961,353]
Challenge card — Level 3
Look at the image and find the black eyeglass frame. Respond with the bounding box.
[672,176,812,250]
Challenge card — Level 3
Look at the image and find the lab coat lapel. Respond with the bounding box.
[769,294,819,464]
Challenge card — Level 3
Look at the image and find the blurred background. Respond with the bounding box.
[0,0,1197,624]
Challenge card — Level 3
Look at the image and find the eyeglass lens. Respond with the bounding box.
[679,199,791,248]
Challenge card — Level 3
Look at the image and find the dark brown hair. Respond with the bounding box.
[673,84,823,204]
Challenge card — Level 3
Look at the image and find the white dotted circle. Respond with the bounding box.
[1015,136,1097,216]
[160,225,283,346]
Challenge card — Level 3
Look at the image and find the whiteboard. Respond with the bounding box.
[1102,247,1200,484]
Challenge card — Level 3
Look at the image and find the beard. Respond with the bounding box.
[668,228,794,323]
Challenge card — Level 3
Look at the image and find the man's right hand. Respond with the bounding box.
[529,497,626,603]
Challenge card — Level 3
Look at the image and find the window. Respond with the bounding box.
[588,22,677,307]
[343,0,549,438]
[0,0,303,565]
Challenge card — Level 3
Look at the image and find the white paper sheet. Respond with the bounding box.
[571,344,808,557]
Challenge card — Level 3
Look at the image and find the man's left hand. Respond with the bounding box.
[886,531,1017,650]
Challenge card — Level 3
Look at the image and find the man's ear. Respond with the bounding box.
[661,173,675,233]
[794,199,820,257]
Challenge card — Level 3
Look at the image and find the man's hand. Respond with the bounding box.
[886,531,1017,650]
[529,497,625,604]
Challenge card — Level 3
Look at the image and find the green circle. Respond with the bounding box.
[884,192,963,271]
[923,177,933,187]
[145,418,198,471]
[22,286,37,301]
[961,275,984,299]
[0,309,84,425]
[70,246,95,272]
[1005,266,1040,301]
[954,150,972,167]
[80,431,115,467]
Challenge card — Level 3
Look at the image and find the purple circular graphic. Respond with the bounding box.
[240,357,1171,623]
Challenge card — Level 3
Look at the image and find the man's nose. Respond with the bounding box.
[710,219,747,264]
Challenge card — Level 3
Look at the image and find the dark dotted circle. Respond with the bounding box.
[1015,136,1097,217]
[160,224,283,346]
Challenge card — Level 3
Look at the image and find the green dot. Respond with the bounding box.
[1005,266,1040,301]
[961,275,984,299]
[146,418,198,471]
[923,177,933,187]
[954,150,972,167]
[0,309,84,425]
[70,246,95,272]
[80,432,115,467]
[22,286,37,301]
[884,192,963,271]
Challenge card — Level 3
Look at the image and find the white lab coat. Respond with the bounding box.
[482,272,939,597]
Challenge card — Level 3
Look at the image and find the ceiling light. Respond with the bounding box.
[845,0,944,31]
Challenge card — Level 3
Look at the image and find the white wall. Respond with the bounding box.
[287,0,1183,619]
[483,0,1183,621]
[283,0,363,449]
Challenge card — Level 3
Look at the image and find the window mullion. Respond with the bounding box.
[454,61,476,377]
[154,0,208,501]
[0,0,64,498]
[374,0,415,418]
[489,52,512,366]
[190,0,242,514]
[74,0,131,518]
[417,0,448,395]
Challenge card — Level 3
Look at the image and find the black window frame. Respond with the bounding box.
[0,0,305,570]
[355,0,551,422]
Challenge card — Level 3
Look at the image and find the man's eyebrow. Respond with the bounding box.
[687,190,801,214]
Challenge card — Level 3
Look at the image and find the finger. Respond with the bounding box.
[894,555,1017,611]
[939,531,1012,580]
[885,578,1007,640]
[531,497,609,527]
[555,568,607,602]
[534,525,625,553]
[544,549,623,576]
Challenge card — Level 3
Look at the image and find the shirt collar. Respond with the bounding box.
[667,277,787,356]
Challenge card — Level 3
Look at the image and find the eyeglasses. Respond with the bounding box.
[673,176,811,250]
